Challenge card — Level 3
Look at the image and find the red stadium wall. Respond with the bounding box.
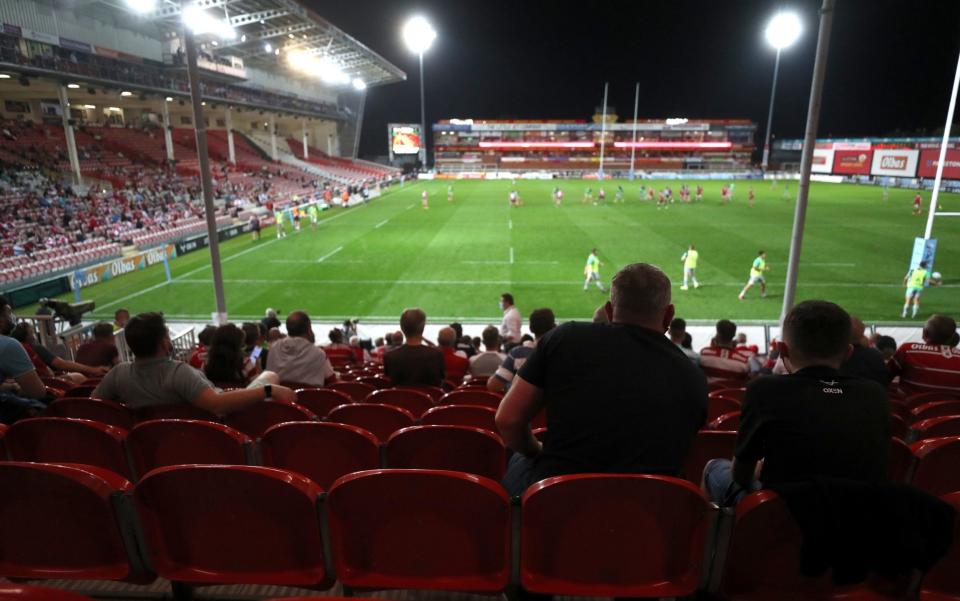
[918,149,960,179]
[832,150,873,175]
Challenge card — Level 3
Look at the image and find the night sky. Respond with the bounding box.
[315,1,960,159]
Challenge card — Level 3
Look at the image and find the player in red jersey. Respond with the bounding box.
[913,192,923,215]
[696,185,704,202]
[748,187,755,208]
[889,314,960,395]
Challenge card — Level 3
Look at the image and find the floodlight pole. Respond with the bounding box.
[598,82,609,179]
[923,48,960,240]
[184,30,228,323]
[418,52,428,170]
[761,48,782,171]
[629,82,639,179]
[781,0,835,322]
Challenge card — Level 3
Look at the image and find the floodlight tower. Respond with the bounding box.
[402,16,436,170]
[761,11,802,171]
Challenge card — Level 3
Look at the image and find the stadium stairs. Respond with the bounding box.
[285,138,399,182]
[242,130,346,184]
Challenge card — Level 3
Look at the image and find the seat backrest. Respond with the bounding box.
[0,423,7,460]
[386,425,506,480]
[45,397,135,430]
[295,388,352,417]
[327,403,415,442]
[921,491,960,598]
[707,411,741,431]
[906,392,960,409]
[0,462,143,581]
[134,403,219,423]
[888,437,914,483]
[520,474,710,597]
[133,465,330,587]
[127,420,251,479]
[328,381,376,402]
[223,400,316,438]
[394,385,444,402]
[707,397,741,422]
[327,469,511,592]
[438,390,502,409]
[420,404,498,433]
[912,416,960,441]
[65,385,97,398]
[911,437,960,496]
[911,400,960,424]
[366,389,434,418]
[260,421,380,489]
[710,387,746,402]
[6,417,131,478]
[890,414,908,441]
[682,430,737,484]
[718,490,838,598]
[0,583,102,601]
[356,376,390,389]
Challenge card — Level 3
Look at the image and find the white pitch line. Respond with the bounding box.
[508,219,512,230]
[374,219,389,229]
[462,261,510,265]
[406,204,414,210]
[509,247,514,264]
[317,245,344,263]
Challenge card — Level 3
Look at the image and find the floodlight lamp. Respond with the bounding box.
[0,74,9,79]
[352,78,366,91]
[765,11,801,50]
[120,91,133,96]
[183,4,237,40]
[264,42,272,52]
[124,0,156,13]
[402,16,436,55]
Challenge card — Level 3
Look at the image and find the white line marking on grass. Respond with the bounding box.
[524,260,560,264]
[317,245,344,263]
[374,219,389,229]
[406,204,414,210]
[462,261,510,265]
[509,247,514,264]
[936,212,960,216]
[508,219,512,230]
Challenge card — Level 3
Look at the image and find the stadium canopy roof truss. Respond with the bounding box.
[90,0,406,88]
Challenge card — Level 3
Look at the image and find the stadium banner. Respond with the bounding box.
[811,148,835,173]
[832,149,873,175]
[69,245,177,290]
[918,149,960,179]
[388,123,421,160]
[175,221,255,256]
[871,149,919,177]
[59,37,92,53]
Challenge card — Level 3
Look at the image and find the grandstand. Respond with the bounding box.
[433,116,757,174]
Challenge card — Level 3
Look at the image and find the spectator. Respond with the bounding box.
[499,293,522,345]
[323,328,356,366]
[469,326,507,378]
[889,314,960,395]
[438,326,469,383]
[74,322,120,368]
[113,308,129,332]
[383,308,445,387]
[188,325,217,369]
[265,311,335,387]
[388,331,404,352]
[735,332,759,354]
[241,322,267,370]
[0,294,45,421]
[348,335,369,364]
[489,308,556,394]
[874,335,898,361]
[261,307,281,331]
[703,301,889,506]
[93,312,294,413]
[10,323,105,384]
[204,324,277,388]
[700,319,752,380]
[668,318,700,365]
[840,315,890,387]
[451,322,476,357]
[497,263,707,496]
[371,335,388,364]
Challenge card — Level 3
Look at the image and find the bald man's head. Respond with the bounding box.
[437,326,457,347]
[610,263,674,330]
[924,314,957,345]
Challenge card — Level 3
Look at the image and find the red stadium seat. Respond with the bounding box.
[683,430,737,483]
[890,399,911,422]
[294,388,353,418]
[0,462,152,582]
[0,423,7,460]
[64,385,97,398]
[260,421,380,489]
[386,425,506,480]
[912,416,960,441]
[327,403,415,442]
[0,584,98,601]
[395,385,445,402]
[40,377,74,393]
[366,388,434,417]
[911,437,960,496]
[520,474,711,597]
[223,400,316,438]
[889,437,915,484]
[920,492,960,600]
[127,420,251,479]
[533,427,548,442]
[911,401,960,424]
[438,390,503,409]
[707,377,749,391]
[327,469,511,593]
[890,414,908,441]
[5,417,131,478]
[906,392,960,409]
[45,397,135,430]
[133,465,332,588]
[710,387,746,402]
[707,411,741,431]
[708,396,741,422]
[134,403,219,423]
[421,404,498,433]
[356,376,391,389]
[328,381,376,402]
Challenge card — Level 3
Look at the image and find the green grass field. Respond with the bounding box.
[24,179,960,323]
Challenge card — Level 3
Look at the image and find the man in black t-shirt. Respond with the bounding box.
[497,263,707,496]
[383,308,445,387]
[703,300,890,506]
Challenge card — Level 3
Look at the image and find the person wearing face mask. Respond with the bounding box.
[702,300,890,506]
[499,293,522,345]
[93,312,297,415]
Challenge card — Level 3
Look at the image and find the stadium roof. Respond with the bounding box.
[97,0,406,88]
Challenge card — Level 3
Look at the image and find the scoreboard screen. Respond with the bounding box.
[389,124,422,159]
